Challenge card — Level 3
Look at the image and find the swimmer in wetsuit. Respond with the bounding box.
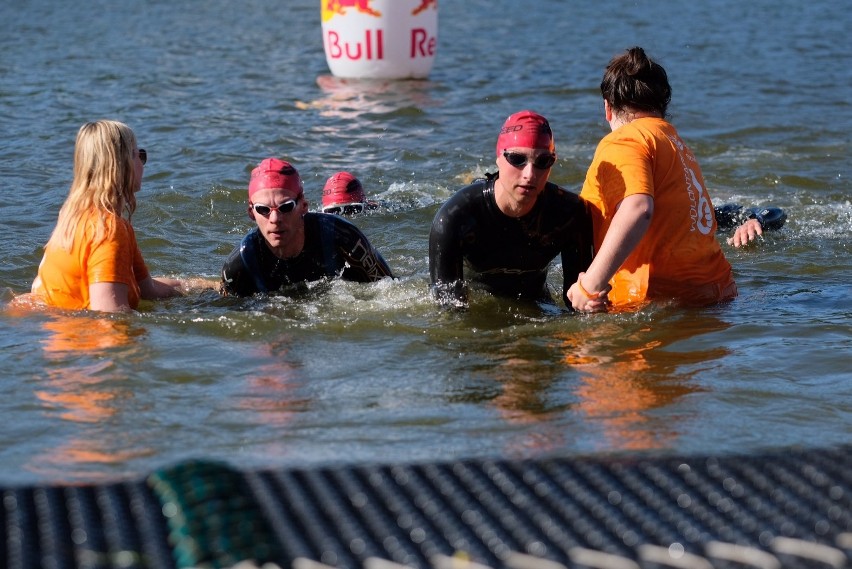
[429,111,593,309]
[221,158,393,297]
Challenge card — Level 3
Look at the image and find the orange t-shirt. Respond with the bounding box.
[32,209,149,310]
[580,117,736,308]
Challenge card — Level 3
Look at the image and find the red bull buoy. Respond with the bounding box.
[321,0,438,79]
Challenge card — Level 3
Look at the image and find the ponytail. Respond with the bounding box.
[600,46,672,117]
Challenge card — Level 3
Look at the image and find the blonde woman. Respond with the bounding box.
[30,120,187,312]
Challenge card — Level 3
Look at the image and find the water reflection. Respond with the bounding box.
[559,313,732,451]
[484,337,573,455]
[443,303,733,455]
[295,74,437,118]
[232,334,311,428]
[27,315,150,481]
[181,327,315,464]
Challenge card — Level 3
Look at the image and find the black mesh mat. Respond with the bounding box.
[2,445,850,569]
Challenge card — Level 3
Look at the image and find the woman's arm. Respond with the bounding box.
[138,276,184,300]
[89,282,133,312]
[568,193,654,311]
[90,277,214,312]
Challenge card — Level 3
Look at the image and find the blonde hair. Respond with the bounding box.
[47,120,140,250]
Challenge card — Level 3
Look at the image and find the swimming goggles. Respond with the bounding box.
[322,203,365,215]
[502,151,556,170]
[251,196,301,217]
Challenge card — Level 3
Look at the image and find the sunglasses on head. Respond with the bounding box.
[251,196,301,217]
[502,151,556,170]
[138,148,147,165]
[322,203,365,216]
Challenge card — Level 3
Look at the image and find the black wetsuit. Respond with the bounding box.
[714,204,787,232]
[221,212,393,297]
[429,174,593,307]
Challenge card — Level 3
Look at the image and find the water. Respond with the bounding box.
[0,0,849,486]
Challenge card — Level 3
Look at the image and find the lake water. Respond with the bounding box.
[0,0,849,486]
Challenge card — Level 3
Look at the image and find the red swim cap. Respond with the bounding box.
[495,110,555,155]
[322,171,366,208]
[248,158,303,199]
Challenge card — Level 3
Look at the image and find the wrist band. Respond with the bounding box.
[576,280,600,300]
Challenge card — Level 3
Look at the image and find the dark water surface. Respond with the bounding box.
[0,0,849,485]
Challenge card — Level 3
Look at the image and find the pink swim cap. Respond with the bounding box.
[322,172,366,208]
[248,158,303,199]
[495,110,555,155]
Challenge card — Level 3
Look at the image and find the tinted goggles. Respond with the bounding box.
[502,151,556,170]
[251,196,301,217]
[138,148,147,165]
[322,203,365,215]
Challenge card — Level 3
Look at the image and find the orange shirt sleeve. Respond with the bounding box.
[590,131,656,213]
[87,219,138,286]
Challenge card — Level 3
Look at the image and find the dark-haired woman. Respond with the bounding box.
[568,47,738,312]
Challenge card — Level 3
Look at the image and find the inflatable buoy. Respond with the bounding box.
[320,0,438,79]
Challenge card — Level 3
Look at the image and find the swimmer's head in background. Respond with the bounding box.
[322,171,366,214]
[496,110,556,155]
[248,158,303,200]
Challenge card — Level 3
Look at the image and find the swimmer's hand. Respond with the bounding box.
[727,218,763,248]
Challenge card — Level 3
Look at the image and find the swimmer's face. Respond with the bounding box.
[248,186,309,256]
[495,146,554,211]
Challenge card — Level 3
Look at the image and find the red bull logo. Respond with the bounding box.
[411,0,437,16]
[322,0,382,22]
